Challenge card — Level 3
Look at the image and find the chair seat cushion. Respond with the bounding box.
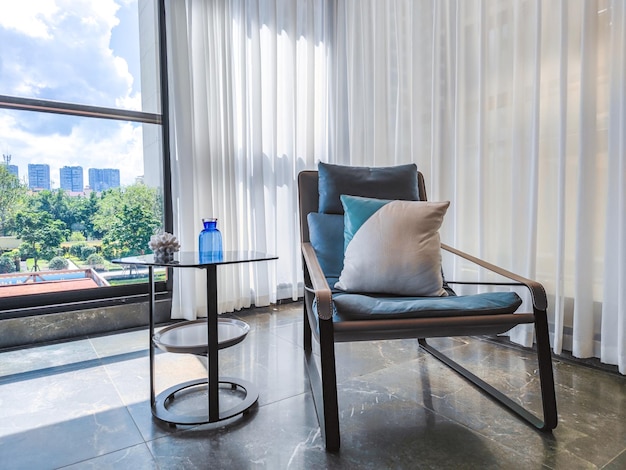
[329,291,522,321]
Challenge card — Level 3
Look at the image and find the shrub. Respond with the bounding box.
[80,245,97,259]
[69,242,88,258]
[48,256,69,270]
[9,249,21,272]
[86,253,105,268]
[40,247,63,262]
[0,254,16,274]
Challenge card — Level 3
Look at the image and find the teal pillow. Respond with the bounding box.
[341,196,391,252]
[335,195,450,297]
[318,162,420,214]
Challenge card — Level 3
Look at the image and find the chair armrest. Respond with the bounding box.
[441,243,548,312]
[302,242,334,320]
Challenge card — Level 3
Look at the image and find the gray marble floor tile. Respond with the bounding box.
[60,443,158,470]
[234,303,302,332]
[147,393,327,470]
[0,406,143,470]
[217,328,309,406]
[334,350,594,469]
[0,338,98,378]
[102,351,211,442]
[603,448,626,470]
[0,359,145,469]
[1,301,625,469]
[88,328,152,358]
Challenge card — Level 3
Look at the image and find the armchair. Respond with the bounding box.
[298,163,557,451]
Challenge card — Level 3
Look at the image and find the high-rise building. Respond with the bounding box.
[2,154,19,179]
[60,166,84,192]
[28,163,51,190]
[7,165,18,178]
[2,164,19,178]
[88,168,121,192]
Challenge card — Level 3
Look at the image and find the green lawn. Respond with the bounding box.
[108,272,166,286]
[26,258,49,271]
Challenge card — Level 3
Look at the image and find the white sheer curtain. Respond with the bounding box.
[166,0,625,373]
[334,0,625,373]
[166,0,333,318]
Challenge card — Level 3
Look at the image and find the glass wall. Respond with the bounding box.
[0,0,168,312]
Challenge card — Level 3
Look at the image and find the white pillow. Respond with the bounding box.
[335,195,450,297]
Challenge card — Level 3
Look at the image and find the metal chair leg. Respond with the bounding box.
[303,317,340,451]
[418,318,557,432]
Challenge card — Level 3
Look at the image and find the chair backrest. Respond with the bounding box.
[298,169,428,243]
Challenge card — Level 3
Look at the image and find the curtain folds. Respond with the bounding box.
[333,0,625,373]
[601,0,626,373]
[166,0,332,319]
[166,0,625,373]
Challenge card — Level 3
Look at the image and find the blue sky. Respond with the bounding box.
[0,0,151,188]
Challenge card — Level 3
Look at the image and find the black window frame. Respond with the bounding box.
[0,0,172,319]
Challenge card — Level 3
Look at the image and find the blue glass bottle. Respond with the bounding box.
[199,218,223,263]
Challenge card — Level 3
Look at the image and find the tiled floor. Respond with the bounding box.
[1,301,625,469]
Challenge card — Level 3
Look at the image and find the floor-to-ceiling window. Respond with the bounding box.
[0,0,171,314]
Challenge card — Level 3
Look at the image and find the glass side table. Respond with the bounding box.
[112,251,278,426]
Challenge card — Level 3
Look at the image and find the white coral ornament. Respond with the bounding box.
[149,232,181,261]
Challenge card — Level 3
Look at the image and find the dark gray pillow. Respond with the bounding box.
[318,162,420,214]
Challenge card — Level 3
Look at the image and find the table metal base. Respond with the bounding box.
[153,377,259,425]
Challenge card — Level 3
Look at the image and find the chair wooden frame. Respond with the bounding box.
[298,169,557,451]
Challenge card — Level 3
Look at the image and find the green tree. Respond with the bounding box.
[65,192,99,239]
[0,165,27,236]
[69,231,86,242]
[14,211,69,271]
[30,190,82,235]
[83,191,101,239]
[94,184,162,258]
[101,204,161,258]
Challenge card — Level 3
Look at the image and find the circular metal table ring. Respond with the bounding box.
[153,377,259,425]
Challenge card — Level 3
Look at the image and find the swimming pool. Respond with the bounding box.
[0,271,88,286]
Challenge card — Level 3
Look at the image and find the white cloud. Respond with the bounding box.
[0,0,59,39]
[112,55,137,108]
[1,1,133,106]
[0,111,146,188]
[0,1,155,190]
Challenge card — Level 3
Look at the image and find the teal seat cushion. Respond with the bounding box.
[318,162,420,214]
[329,291,522,321]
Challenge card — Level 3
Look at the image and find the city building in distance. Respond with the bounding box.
[88,168,120,192]
[2,154,19,179]
[28,163,51,191]
[6,165,18,178]
[60,166,84,192]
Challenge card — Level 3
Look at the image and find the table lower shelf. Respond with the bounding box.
[153,318,250,354]
[153,377,259,425]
